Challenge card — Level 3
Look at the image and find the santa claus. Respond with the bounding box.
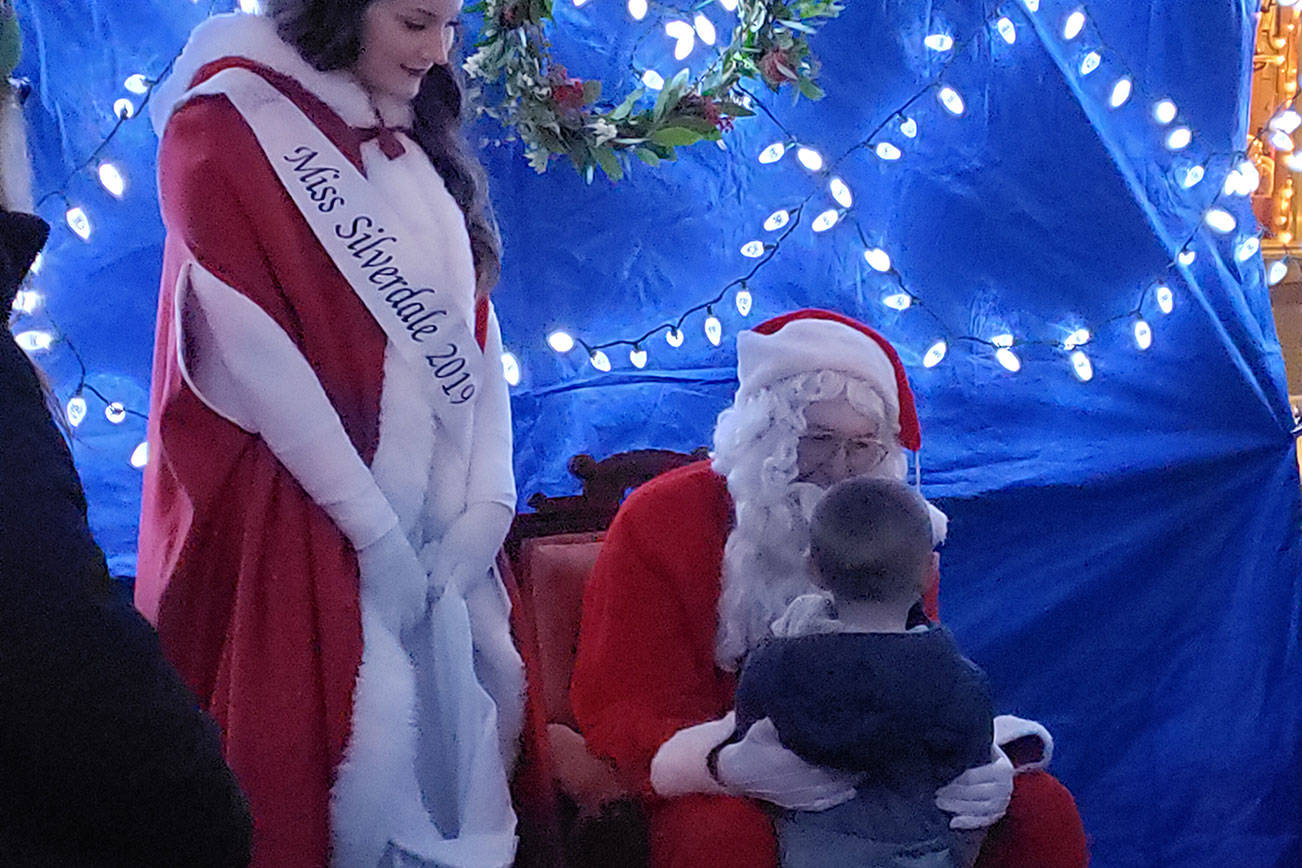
[570,309,1088,867]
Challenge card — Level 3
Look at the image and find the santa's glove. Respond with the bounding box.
[648,714,734,799]
[355,524,429,632]
[421,501,513,599]
[935,744,1014,830]
[717,717,860,811]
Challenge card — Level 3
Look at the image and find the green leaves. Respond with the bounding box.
[466,0,841,182]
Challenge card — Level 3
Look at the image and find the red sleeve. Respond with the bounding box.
[570,463,736,795]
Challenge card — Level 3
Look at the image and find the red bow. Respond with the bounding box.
[354,124,410,160]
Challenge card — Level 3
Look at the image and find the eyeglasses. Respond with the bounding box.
[797,430,891,474]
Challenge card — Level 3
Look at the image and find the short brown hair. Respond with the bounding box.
[809,477,933,604]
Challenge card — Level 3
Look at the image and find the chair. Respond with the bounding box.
[505,448,708,868]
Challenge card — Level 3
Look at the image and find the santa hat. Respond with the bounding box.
[736,309,922,452]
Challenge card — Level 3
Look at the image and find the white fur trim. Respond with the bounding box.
[993,714,1054,773]
[736,319,901,415]
[927,501,949,546]
[152,12,412,138]
[0,87,33,212]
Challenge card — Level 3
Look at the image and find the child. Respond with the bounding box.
[727,476,993,867]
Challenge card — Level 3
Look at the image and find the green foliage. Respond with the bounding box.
[464,0,842,181]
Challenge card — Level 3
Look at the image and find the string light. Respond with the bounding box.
[14,330,53,352]
[1153,99,1177,125]
[641,70,665,90]
[1109,77,1133,108]
[1235,235,1261,262]
[693,13,717,45]
[66,396,88,427]
[1178,249,1197,266]
[627,0,647,18]
[123,73,150,94]
[996,17,1017,44]
[130,442,150,469]
[925,34,954,52]
[1155,285,1175,313]
[1133,319,1153,350]
[1268,259,1290,285]
[98,163,126,198]
[105,402,128,424]
[758,141,787,163]
[113,99,135,120]
[664,20,696,61]
[900,116,918,138]
[796,146,824,171]
[875,142,902,160]
[735,286,753,315]
[740,240,766,257]
[65,206,91,241]
[1062,10,1086,41]
[764,209,790,231]
[501,351,521,386]
[1182,165,1205,188]
[1070,350,1094,381]
[1204,208,1237,233]
[11,290,40,314]
[995,347,1022,372]
[882,292,912,310]
[829,177,853,208]
[1165,127,1192,150]
[923,340,947,368]
[1079,51,1101,76]
[1063,328,1091,350]
[937,86,965,115]
[665,327,685,347]
[811,208,840,232]
[864,248,892,272]
[629,345,648,368]
[547,330,575,353]
[704,311,723,346]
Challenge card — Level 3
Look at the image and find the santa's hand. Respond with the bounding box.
[355,524,429,631]
[716,718,860,811]
[935,744,1014,830]
[649,714,734,799]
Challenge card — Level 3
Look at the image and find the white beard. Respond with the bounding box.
[711,370,909,669]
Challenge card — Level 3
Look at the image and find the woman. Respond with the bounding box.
[136,2,522,865]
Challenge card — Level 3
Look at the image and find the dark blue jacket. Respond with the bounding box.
[734,624,993,867]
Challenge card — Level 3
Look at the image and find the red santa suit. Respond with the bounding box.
[136,14,522,867]
[570,312,1088,868]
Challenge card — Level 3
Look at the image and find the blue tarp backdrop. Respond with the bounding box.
[11,0,1302,864]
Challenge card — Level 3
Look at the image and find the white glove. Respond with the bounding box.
[355,524,429,631]
[935,744,1014,830]
[649,714,733,799]
[716,717,860,811]
[421,501,513,597]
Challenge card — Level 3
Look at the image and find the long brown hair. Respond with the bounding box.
[264,0,502,296]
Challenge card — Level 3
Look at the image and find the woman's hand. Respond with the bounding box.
[355,524,429,631]
[427,501,513,597]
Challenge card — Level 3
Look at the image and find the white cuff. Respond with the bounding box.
[993,714,1054,772]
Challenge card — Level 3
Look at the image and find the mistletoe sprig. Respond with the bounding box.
[464,0,844,181]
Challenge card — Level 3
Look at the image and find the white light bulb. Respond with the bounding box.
[1268,259,1290,286]
[1236,236,1261,262]
[1271,129,1295,152]
[995,347,1021,372]
[666,327,685,347]
[1079,51,1101,76]
[923,340,947,368]
[764,210,790,231]
[875,142,902,161]
[1178,249,1197,266]
[641,70,665,91]
[1166,127,1192,151]
[630,346,648,368]
[10,290,40,314]
[1063,328,1091,350]
[1156,285,1175,313]
[704,315,723,346]
[1109,77,1133,108]
[15,330,53,352]
[996,17,1017,44]
[628,0,648,18]
[1153,99,1177,125]
[669,27,695,60]
[547,330,575,353]
[759,141,786,164]
[829,177,853,208]
[1273,109,1302,134]
[66,396,87,427]
[1204,208,1236,234]
[1071,350,1094,382]
[811,209,840,232]
[735,288,753,316]
[113,98,135,120]
[717,0,737,10]
[796,147,824,172]
[694,13,717,45]
[1238,160,1261,193]
[1133,319,1153,350]
[501,352,521,386]
[990,333,1014,349]
[589,350,611,372]
[741,240,766,258]
[882,292,912,311]
[130,441,150,469]
[1223,167,1244,196]
[105,402,127,424]
[864,248,892,272]
[900,117,918,138]
[98,163,126,198]
[938,86,965,116]
[924,34,954,52]
[65,206,91,241]
[1063,10,1086,40]
[124,74,149,95]
[1023,0,1040,11]
[1182,165,1205,188]
[238,0,262,12]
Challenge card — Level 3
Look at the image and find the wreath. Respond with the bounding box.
[464,0,844,180]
